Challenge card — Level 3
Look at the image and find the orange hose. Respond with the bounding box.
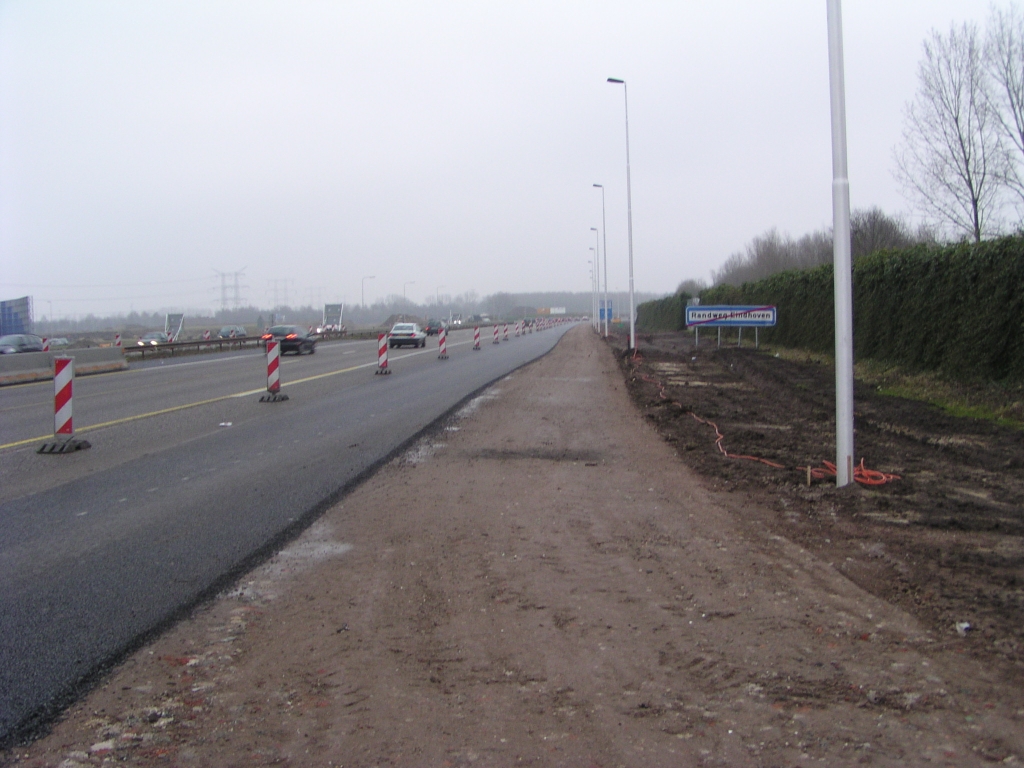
[628,355,900,486]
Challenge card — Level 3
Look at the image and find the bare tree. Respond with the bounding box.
[895,22,1008,241]
[675,278,708,296]
[850,207,916,257]
[986,2,1024,211]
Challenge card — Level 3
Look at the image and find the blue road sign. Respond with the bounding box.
[685,305,777,327]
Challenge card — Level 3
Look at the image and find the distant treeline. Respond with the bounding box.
[32,291,653,335]
[707,208,934,289]
[639,236,1024,383]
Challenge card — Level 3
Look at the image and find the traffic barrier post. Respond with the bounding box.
[38,356,90,453]
[42,338,50,352]
[503,323,509,341]
[473,326,481,350]
[375,333,391,375]
[493,325,500,344]
[114,333,122,348]
[259,340,289,401]
[515,321,520,337]
[438,327,449,359]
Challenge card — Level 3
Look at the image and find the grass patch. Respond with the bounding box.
[756,344,1024,431]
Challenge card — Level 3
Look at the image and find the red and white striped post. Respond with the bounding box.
[503,323,509,341]
[438,327,449,359]
[375,332,391,375]
[203,330,211,340]
[266,340,281,392]
[259,340,289,401]
[492,325,500,344]
[473,326,481,350]
[54,357,73,436]
[114,333,122,348]
[515,321,521,337]
[42,337,50,352]
[37,355,91,453]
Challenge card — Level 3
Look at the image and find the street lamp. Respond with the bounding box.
[435,285,445,306]
[589,246,598,327]
[607,77,636,350]
[593,184,609,337]
[827,0,855,487]
[590,227,600,330]
[361,275,375,308]
[403,281,416,300]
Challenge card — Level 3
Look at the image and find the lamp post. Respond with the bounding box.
[827,0,855,487]
[593,184,609,337]
[607,77,636,350]
[403,281,415,301]
[589,262,598,321]
[590,228,601,330]
[435,285,445,306]
[589,247,598,327]
[361,275,375,308]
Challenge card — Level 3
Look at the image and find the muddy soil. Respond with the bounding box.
[618,330,1024,686]
[2,326,1023,767]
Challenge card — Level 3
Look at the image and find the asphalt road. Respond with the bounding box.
[0,324,573,743]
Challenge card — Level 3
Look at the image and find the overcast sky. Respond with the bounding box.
[0,0,994,318]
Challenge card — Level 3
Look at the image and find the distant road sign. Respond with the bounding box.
[685,305,777,327]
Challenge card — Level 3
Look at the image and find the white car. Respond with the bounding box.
[388,323,427,348]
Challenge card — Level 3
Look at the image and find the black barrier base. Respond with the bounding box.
[37,438,91,454]
[259,392,289,402]
[473,346,481,351]
[375,368,391,375]
[438,354,449,360]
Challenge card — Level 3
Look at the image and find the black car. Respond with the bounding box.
[423,320,442,336]
[260,325,317,355]
[0,334,45,354]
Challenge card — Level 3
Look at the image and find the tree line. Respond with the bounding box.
[896,3,1024,242]
[686,5,1024,293]
[691,208,933,290]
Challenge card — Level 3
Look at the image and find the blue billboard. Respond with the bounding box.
[0,296,32,335]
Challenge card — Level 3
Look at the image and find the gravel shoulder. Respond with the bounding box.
[3,326,1022,767]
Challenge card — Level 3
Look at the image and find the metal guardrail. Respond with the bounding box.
[122,332,352,360]
[124,337,262,359]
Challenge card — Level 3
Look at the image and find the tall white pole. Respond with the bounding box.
[589,249,597,325]
[595,184,609,337]
[591,228,601,329]
[827,0,855,487]
[608,78,636,350]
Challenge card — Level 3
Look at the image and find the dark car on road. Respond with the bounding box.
[423,320,442,336]
[0,334,44,354]
[260,325,317,355]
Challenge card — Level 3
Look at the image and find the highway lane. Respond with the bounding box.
[0,324,573,742]
[0,337,380,448]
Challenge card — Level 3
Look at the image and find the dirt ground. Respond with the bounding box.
[3,326,1023,767]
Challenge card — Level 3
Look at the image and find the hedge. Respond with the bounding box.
[636,294,687,331]
[642,236,1024,382]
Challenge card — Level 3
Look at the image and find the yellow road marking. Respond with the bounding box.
[0,340,478,451]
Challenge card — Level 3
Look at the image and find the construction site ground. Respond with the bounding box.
[2,325,1022,767]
